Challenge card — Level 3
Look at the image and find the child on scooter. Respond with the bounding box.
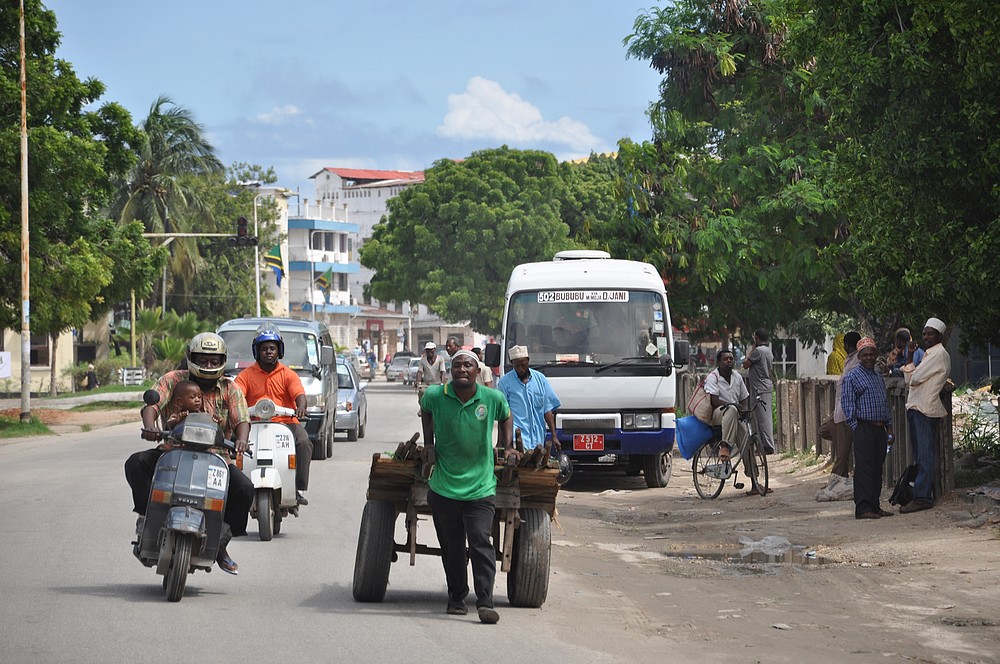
[164,379,206,429]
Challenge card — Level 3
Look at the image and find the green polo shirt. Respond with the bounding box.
[420,383,510,501]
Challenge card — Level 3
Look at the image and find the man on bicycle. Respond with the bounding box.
[704,348,749,462]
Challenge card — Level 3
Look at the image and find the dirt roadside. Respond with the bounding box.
[0,407,136,435]
[549,456,1000,664]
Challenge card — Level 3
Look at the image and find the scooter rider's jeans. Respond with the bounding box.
[288,423,313,491]
[124,448,255,536]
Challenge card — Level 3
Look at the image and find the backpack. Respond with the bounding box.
[888,463,918,506]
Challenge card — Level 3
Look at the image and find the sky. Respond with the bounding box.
[45,0,665,196]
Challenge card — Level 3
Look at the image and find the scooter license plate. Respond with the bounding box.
[573,434,604,451]
[274,432,293,449]
[207,466,228,491]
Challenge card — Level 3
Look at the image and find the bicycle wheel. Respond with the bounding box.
[745,434,769,496]
[692,442,726,499]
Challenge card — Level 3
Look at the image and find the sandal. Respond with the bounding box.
[717,443,732,462]
[216,550,239,575]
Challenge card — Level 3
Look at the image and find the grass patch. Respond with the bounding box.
[69,401,142,412]
[0,415,52,438]
[955,465,1000,488]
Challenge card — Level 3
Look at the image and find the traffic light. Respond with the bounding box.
[228,216,258,248]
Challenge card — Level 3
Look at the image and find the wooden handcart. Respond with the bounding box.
[352,434,560,608]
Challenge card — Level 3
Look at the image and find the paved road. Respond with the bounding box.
[0,380,621,664]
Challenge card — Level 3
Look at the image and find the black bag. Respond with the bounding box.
[888,463,918,506]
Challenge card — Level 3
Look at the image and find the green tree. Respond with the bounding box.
[360,147,571,333]
[796,0,1000,348]
[621,0,844,343]
[110,95,225,308]
[0,1,163,392]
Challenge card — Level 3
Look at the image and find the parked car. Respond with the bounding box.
[403,357,422,385]
[385,354,413,382]
[336,357,368,441]
[217,317,337,461]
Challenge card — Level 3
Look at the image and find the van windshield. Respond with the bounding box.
[505,290,668,365]
[219,330,320,372]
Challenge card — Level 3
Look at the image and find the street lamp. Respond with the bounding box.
[238,180,263,317]
[252,192,263,317]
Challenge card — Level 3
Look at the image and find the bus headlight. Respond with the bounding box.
[624,412,659,430]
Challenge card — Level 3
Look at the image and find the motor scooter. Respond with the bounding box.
[132,390,234,602]
[241,398,299,541]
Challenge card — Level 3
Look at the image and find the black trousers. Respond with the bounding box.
[427,489,496,609]
[852,421,888,517]
[288,422,313,491]
[124,448,254,537]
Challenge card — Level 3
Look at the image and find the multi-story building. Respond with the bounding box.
[308,168,481,359]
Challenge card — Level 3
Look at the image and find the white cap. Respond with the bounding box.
[924,317,946,334]
[424,341,436,350]
[508,345,529,360]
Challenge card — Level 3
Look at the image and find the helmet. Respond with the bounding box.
[556,452,573,486]
[187,332,228,381]
[252,323,284,360]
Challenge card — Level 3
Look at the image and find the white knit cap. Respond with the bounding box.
[924,317,946,334]
[424,341,436,350]
[508,345,529,360]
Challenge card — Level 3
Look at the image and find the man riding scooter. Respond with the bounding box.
[234,324,314,506]
[124,332,254,575]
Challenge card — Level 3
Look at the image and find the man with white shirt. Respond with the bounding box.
[704,348,749,461]
[900,317,951,513]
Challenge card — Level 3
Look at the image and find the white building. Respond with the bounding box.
[309,168,478,357]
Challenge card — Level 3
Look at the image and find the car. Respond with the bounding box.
[336,357,368,441]
[403,357,422,385]
[385,354,413,382]
[217,317,337,461]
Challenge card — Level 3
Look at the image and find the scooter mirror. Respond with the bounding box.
[143,389,161,406]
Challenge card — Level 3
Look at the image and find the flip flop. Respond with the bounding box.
[217,553,239,575]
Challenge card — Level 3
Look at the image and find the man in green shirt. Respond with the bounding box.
[420,349,514,624]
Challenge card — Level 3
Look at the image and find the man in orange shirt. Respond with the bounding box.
[234,324,314,506]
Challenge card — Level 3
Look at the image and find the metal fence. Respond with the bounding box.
[677,372,954,497]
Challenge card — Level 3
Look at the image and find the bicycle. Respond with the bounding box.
[691,396,770,499]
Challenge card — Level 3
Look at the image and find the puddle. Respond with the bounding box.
[665,550,833,565]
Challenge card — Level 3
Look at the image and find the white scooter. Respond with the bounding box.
[241,398,299,541]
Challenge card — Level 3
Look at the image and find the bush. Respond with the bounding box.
[63,356,141,391]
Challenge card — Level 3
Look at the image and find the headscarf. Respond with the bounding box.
[827,334,846,375]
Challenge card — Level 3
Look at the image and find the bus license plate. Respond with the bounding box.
[573,434,605,451]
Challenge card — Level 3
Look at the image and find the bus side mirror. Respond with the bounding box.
[320,345,334,366]
[484,343,501,368]
[673,339,690,367]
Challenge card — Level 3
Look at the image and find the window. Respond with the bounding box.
[340,235,347,253]
[30,333,50,367]
[773,338,797,379]
[338,273,348,291]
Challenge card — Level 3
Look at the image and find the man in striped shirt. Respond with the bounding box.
[841,338,895,519]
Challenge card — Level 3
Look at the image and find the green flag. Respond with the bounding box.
[264,245,284,286]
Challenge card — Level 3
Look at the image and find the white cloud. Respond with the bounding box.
[437,77,603,153]
[253,105,305,125]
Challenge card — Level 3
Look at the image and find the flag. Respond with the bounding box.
[264,245,284,286]
[314,267,334,304]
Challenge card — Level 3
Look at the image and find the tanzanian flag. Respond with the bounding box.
[314,267,334,304]
[264,245,284,286]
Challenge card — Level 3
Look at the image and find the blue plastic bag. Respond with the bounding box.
[676,415,714,460]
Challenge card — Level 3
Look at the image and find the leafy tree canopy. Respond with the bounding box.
[360,147,572,333]
[0,1,163,333]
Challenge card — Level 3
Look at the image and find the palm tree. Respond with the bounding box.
[110,95,224,310]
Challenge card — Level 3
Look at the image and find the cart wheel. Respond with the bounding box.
[643,451,673,488]
[507,508,551,608]
[352,500,396,602]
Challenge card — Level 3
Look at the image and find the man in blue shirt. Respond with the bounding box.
[496,346,561,452]
[841,337,895,520]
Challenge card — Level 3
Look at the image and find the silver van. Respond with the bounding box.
[217,317,337,460]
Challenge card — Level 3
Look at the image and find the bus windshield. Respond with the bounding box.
[504,290,669,365]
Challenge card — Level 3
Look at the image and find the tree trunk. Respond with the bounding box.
[49,333,59,397]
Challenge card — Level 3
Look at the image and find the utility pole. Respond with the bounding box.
[19,0,31,423]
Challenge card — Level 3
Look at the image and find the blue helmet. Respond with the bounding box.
[252,323,284,360]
